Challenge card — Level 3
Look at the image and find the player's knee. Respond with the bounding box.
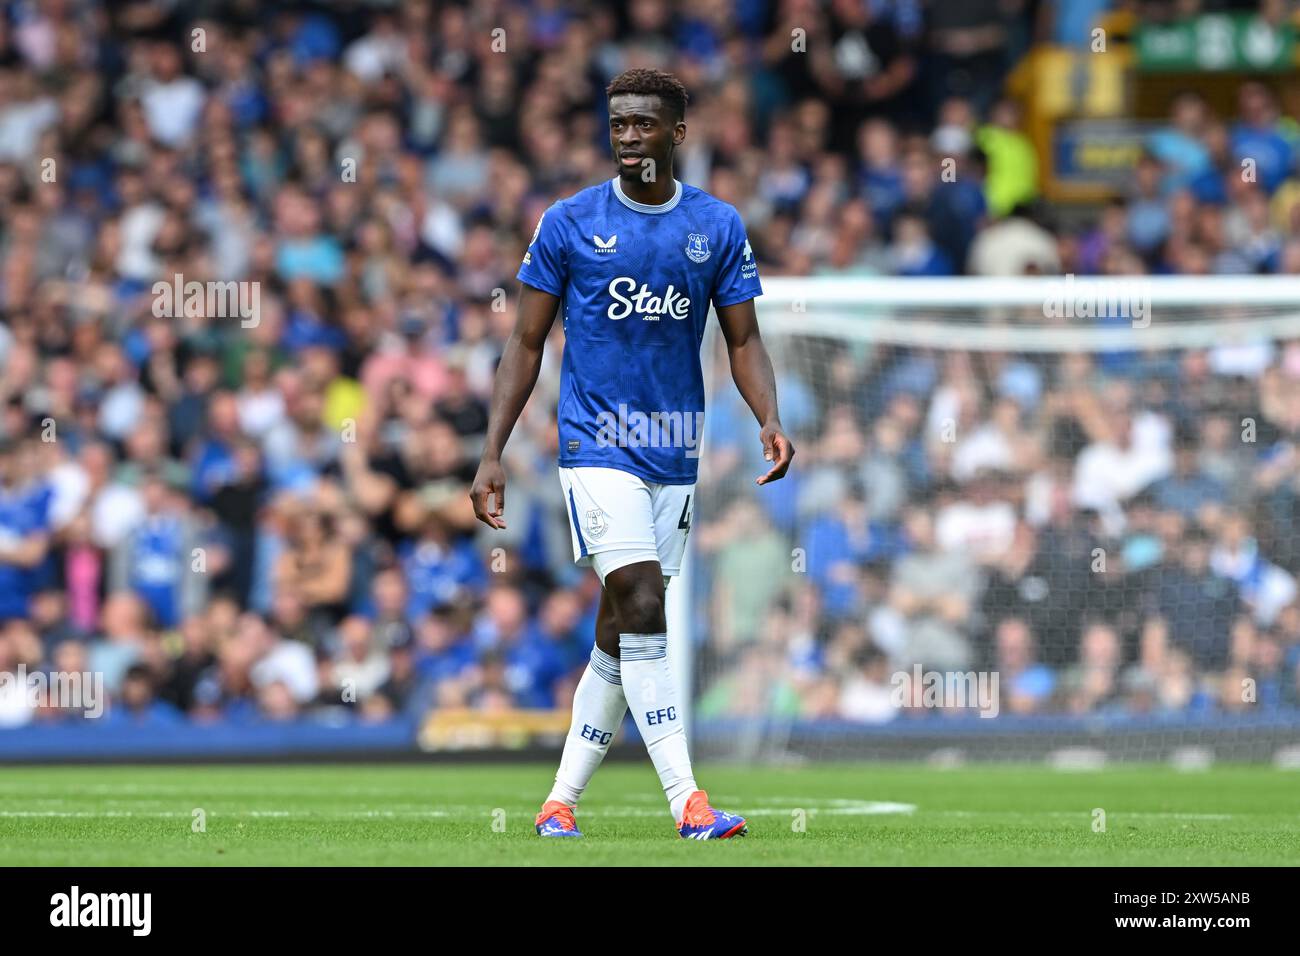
[605,562,666,633]
[610,582,665,634]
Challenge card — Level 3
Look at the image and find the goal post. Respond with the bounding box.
[680,275,1300,766]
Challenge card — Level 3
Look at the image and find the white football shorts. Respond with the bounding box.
[558,466,694,585]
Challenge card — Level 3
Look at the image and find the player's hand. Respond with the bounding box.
[470,458,508,529]
[756,422,794,485]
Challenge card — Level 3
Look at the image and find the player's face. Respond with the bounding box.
[607,94,684,180]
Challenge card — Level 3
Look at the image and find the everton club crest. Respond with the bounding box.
[585,509,609,539]
[685,233,711,263]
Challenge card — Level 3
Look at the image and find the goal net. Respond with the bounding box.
[682,276,1300,766]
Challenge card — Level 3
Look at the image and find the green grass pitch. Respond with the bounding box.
[0,763,1296,866]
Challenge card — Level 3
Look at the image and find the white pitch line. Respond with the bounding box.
[926,810,1239,821]
[0,801,917,820]
[583,801,917,818]
[0,809,451,819]
[0,806,1252,821]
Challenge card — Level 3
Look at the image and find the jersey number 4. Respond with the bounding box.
[678,495,692,532]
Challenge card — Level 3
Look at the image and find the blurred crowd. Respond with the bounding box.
[695,342,1300,722]
[1,0,1299,729]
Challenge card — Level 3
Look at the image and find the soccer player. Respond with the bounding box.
[470,69,794,840]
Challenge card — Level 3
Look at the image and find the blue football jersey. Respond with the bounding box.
[0,483,50,620]
[517,177,761,484]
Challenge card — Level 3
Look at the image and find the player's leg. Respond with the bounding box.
[536,467,651,837]
[538,588,625,836]
[593,584,621,659]
[646,481,748,839]
[601,559,696,817]
[601,553,743,838]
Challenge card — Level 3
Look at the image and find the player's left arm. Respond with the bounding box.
[715,297,794,485]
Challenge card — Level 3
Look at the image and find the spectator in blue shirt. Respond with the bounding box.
[0,440,51,623]
[104,664,184,725]
[889,207,954,276]
[1230,82,1295,196]
[1150,432,1228,519]
[401,514,488,621]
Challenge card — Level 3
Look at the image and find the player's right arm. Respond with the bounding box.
[469,282,561,530]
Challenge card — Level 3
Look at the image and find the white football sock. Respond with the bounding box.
[620,632,697,822]
[547,646,627,807]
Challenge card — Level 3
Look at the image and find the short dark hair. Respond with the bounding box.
[606,68,689,123]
